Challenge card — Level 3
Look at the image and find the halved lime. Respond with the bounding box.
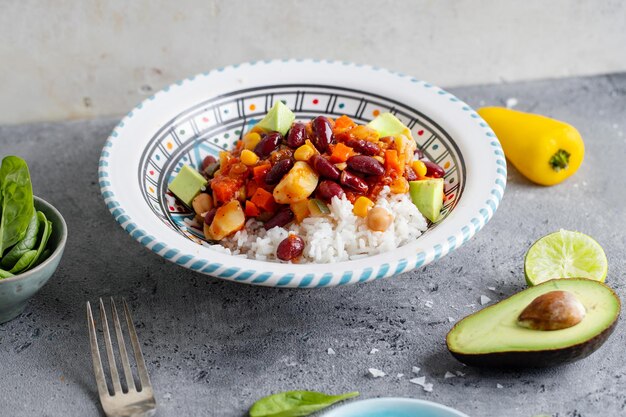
[524,229,608,286]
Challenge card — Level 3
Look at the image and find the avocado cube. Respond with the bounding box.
[256,101,295,136]
[367,112,413,139]
[168,164,207,206]
[409,178,444,222]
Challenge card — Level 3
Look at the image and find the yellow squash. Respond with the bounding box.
[478,107,584,186]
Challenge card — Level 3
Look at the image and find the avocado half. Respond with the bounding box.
[446,278,620,368]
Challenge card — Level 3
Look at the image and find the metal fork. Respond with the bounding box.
[87,298,156,417]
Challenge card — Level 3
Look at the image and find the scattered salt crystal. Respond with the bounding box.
[465,304,476,308]
[424,300,433,308]
[410,376,426,386]
[397,373,404,379]
[327,348,336,355]
[447,317,455,323]
[369,348,379,355]
[423,383,434,392]
[368,368,386,378]
[456,371,466,377]
[487,286,496,291]
[480,295,491,305]
[412,366,421,374]
[163,392,172,401]
[505,98,518,108]
[444,371,456,379]
[497,383,504,389]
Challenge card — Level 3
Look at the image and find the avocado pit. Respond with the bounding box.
[517,290,586,331]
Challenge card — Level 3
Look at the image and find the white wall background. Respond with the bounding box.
[1,0,625,125]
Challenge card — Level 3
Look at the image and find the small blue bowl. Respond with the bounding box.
[321,398,470,417]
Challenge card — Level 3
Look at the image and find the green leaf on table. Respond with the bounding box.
[9,249,37,274]
[1,212,39,269]
[249,390,359,417]
[0,268,13,279]
[0,156,34,257]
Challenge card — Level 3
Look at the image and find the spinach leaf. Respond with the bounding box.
[25,214,52,271]
[1,212,39,269]
[0,156,34,257]
[249,391,359,417]
[9,249,37,274]
[32,248,51,269]
[0,268,13,279]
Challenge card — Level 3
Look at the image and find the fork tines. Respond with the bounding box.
[86,298,153,399]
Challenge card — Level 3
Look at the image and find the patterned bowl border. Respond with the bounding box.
[99,59,506,288]
[139,85,465,241]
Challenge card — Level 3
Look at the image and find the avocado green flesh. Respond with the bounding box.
[255,101,295,136]
[366,113,413,139]
[447,279,620,355]
[409,179,444,222]
[168,164,208,206]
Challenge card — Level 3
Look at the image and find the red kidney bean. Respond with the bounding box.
[264,207,294,230]
[424,160,445,178]
[311,116,334,152]
[405,166,418,181]
[310,154,340,180]
[265,158,294,185]
[414,148,425,160]
[204,208,217,225]
[340,170,369,193]
[317,180,345,202]
[276,234,305,261]
[254,132,283,158]
[286,122,306,148]
[202,155,217,170]
[344,138,381,156]
[347,155,385,176]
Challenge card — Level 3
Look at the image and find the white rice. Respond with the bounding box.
[198,187,427,263]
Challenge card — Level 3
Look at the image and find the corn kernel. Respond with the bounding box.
[353,196,374,218]
[294,144,316,161]
[412,160,427,178]
[243,132,262,150]
[241,149,259,166]
[334,162,347,170]
[390,177,409,194]
[373,155,385,164]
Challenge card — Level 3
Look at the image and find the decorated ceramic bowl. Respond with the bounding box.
[99,59,506,287]
[320,398,470,417]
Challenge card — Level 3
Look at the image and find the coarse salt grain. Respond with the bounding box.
[369,348,379,354]
[368,368,386,378]
[444,372,456,379]
[497,383,504,389]
[412,366,421,375]
[480,295,491,305]
[410,376,426,386]
[327,348,336,355]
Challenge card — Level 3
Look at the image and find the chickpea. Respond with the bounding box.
[192,193,213,215]
[366,207,393,232]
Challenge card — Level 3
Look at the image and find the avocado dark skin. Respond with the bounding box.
[448,319,618,368]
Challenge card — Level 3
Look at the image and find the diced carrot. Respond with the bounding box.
[333,115,356,133]
[246,180,259,198]
[211,176,242,203]
[250,187,277,212]
[384,149,401,174]
[252,163,271,184]
[245,200,260,217]
[329,142,354,163]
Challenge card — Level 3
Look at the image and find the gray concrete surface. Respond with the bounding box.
[0,73,625,417]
